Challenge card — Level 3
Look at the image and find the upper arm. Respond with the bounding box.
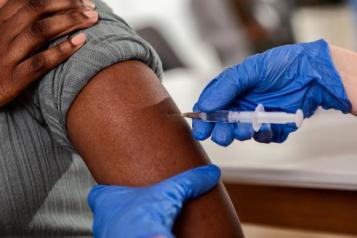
[66,61,243,237]
[66,60,207,185]
[36,1,243,236]
[37,0,162,150]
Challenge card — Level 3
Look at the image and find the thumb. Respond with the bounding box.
[197,58,259,112]
[158,165,221,202]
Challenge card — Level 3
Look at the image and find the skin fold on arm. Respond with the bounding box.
[67,61,244,237]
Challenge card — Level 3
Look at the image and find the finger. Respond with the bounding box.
[253,123,273,144]
[197,57,259,112]
[234,123,254,141]
[197,68,240,113]
[87,185,109,212]
[231,103,255,141]
[192,104,214,140]
[13,33,86,93]
[3,0,96,39]
[0,0,7,8]
[1,0,95,21]
[211,123,235,147]
[158,165,221,201]
[270,123,297,143]
[9,10,97,62]
[0,0,24,21]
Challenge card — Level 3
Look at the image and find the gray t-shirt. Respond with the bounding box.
[0,1,162,237]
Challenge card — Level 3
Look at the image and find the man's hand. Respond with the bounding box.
[0,0,98,106]
[88,165,221,238]
[193,39,352,145]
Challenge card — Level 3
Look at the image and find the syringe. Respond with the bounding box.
[182,104,304,132]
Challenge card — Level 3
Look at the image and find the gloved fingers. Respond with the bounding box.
[211,123,235,147]
[158,165,221,201]
[197,66,244,112]
[253,124,273,144]
[192,119,213,140]
[87,185,132,213]
[87,185,111,212]
[234,123,254,141]
[270,123,297,143]
[192,104,213,140]
[197,54,262,113]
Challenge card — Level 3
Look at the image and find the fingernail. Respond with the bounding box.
[83,10,98,20]
[71,33,87,46]
[82,0,96,9]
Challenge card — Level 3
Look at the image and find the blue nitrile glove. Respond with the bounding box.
[193,39,352,145]
[88,165,221,238]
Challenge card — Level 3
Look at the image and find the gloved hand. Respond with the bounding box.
[193,39,352,145]
[88,165,221,238]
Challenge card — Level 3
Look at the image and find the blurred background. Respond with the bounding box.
[102,0,357,237]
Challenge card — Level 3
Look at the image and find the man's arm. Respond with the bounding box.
[66,61,243,237]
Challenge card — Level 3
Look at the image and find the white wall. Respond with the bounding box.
[102,0,221,74]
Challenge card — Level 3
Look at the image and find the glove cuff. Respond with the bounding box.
[301,39,352,114]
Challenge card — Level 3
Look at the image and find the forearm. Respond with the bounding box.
[330,45,357,115]
[67,61,243,237]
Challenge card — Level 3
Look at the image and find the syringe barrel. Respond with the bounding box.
[228,111,297,124]
[201,111,231,122]
[228,111,253,123]
[200,110,301,128]
[255,112,296,124]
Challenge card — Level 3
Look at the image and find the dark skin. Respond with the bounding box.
[67,61,245,237]
[0,0,98,106]
[0,0,243,235]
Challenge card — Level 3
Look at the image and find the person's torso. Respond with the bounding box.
[0,95,95,237]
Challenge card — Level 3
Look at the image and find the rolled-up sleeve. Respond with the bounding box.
[38,0,163,151]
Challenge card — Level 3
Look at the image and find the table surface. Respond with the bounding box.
[208,110,357,190]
